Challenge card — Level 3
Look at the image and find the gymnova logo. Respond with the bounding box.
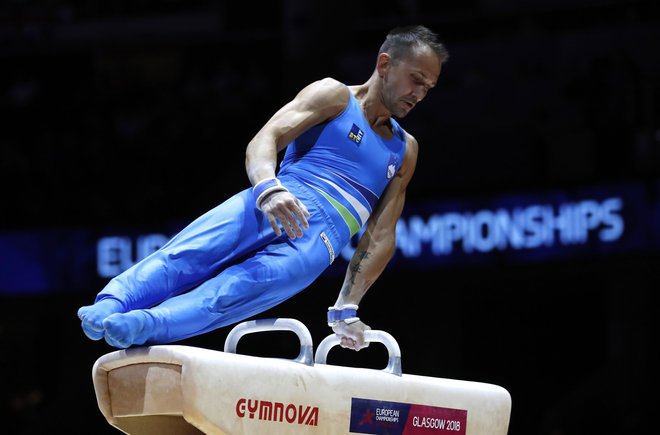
[235,398,319,426]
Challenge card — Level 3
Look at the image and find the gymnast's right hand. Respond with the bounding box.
[260,190,310,239]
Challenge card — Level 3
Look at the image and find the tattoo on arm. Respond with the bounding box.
[344,250,371,292]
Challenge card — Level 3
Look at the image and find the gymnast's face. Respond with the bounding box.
[379,45,441,118]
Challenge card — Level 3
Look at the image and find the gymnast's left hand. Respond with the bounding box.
[332,320,371,351]
[260,190,311,239]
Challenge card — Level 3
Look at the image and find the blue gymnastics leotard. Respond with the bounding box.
[79,85,408,348]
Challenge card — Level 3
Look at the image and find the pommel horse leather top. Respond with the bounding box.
[91,318,512,434]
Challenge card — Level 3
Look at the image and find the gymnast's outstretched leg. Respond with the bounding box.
[77,189,275,342]
[100,230,331,348]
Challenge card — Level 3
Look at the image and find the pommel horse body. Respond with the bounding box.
[91,318,511,434]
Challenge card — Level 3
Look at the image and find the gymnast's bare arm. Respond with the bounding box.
[332,132,419,350]
[244,78,349,239]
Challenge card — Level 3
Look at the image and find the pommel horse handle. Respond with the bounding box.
[315,330,403,377]
[224,318,314,366]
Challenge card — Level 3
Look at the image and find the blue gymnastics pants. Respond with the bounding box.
[82,177,343,347]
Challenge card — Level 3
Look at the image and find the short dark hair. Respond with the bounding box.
[379,25,449,64]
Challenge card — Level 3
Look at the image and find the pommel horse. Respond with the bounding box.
[91,318,511,434]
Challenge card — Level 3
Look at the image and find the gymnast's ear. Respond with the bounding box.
[376,52,393,78]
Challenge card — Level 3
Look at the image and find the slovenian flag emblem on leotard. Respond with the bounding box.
[348,123,364,145]
[386,153,399,179]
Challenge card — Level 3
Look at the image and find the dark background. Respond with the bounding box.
[1,1,658,434]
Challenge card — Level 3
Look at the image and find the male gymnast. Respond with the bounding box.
[78,25,448,351]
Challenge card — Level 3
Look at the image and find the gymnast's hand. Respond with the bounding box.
[259,190,311,239]
[332,320,371,351]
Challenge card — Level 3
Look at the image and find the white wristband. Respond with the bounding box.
[253,177,289,210]
[327,304,359,326]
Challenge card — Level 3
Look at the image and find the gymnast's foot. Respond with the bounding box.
[77,298,125,341]
[102,310,155,349]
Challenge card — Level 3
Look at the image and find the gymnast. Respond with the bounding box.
[78,25,448,351]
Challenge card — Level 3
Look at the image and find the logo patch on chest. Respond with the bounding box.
[347,123,364,145]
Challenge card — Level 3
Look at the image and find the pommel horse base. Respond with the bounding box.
[92,318,511,434]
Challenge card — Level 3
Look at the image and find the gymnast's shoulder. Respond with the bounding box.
[294,77,350,116]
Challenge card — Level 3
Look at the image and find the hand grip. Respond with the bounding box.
[314,330,402,376]
[224,318,314,366]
